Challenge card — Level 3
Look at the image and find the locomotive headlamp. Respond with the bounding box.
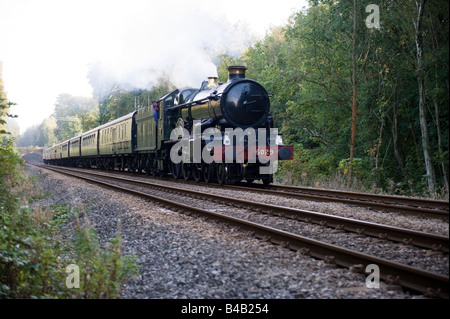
[275,134,284,145]
[223,132,231,145]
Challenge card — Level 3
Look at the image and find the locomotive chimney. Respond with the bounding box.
[207,76,219,88]
[228,66,247,81]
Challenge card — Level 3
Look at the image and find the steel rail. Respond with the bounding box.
[130,170,448,218]
[37,164,449,299]
[41,165,449,253]
[269,184,449,209]
[238,183,449,216]
[40,163,449,218]
[254,184,449,212]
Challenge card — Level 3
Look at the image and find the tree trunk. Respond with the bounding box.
[349,0,358,186]
[429,11,449,193]
[392,86,409,184]
[414,0,436,196]
[433,94,449,192]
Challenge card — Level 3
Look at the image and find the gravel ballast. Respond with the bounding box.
[27,164,442,299]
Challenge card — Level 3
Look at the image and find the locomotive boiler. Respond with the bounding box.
[177,66,271,129]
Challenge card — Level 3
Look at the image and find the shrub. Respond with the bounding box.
[0,150,139,298]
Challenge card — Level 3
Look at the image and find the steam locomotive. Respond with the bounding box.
[43,66,293,185]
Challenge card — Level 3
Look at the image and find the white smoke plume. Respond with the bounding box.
[1,0,304,133]
[88,0,255,91]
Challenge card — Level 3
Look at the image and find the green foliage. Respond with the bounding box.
[87,61,176,126]
[19,63,178,148]
[68,218,139,298]
[238,0,449,196]
[338,157,372,184]
[0,195,139,298]
[215,53,248,83]
[53,94,97,141]
[1,103,139,299]
[0,206,65,298]
[0,138,24,211]
[2,54,139,300]
[276,144,339,185]
[17,94,98,147]
[17,118,59,148]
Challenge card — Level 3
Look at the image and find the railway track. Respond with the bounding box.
[36,164,449,298]
[223,183,449,219]
[41,165,449,253]
[102,167,449,219]
[41,163,449,219]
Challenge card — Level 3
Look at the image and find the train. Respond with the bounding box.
[43,66,293,185]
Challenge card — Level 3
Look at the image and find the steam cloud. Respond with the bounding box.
[89,1,255,91]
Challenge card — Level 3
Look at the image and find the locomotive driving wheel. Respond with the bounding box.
[216,163,228,186]
[182,163,192,181]
[170,161,182,179]
[203,163,214,183]
[261,174,273,186]
[192,163,203,182]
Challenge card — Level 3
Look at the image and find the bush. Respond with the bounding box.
[0,144,139,298]
[0,137,24,212]
[0,199,139,299]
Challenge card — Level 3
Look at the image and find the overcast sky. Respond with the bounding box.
[0,0,308,133]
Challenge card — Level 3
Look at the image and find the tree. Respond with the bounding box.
[52,94,96,141]
[0,61,17,137]
[348,0,358,185]
[413,0,436,195]
[426,0,449,193]
[38,117,58,147]
[87,61,179,125]
[233,0,448,196]
[87,62,118,125]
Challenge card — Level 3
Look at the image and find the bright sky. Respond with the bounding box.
[0,0,308,133]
